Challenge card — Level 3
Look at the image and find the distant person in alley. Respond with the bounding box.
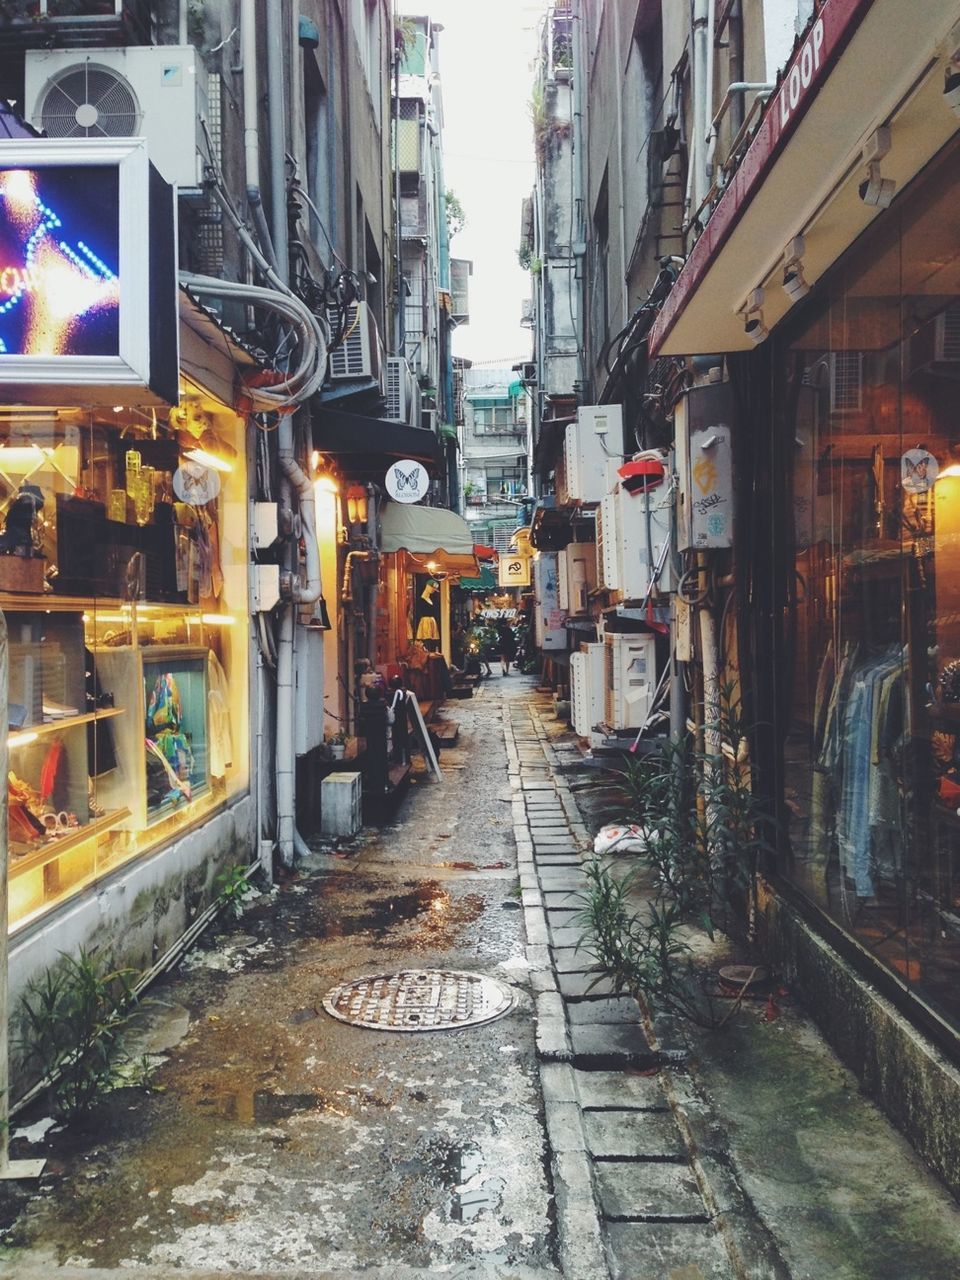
[496,618,517,676]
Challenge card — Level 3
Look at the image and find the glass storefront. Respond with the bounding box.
[4,383,248,931]
[775,143,960,1030]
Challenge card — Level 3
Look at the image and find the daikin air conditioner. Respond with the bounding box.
[604,632,657,731]
[24,46,209,190]
[327,301,384,386]
[385,356,421,425]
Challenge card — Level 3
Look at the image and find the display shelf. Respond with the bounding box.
[8,807,131,879]
[8,707,124,744]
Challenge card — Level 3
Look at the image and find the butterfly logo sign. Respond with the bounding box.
[386,459,427,503]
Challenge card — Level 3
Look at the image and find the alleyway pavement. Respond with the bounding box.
[2,676,960,1279]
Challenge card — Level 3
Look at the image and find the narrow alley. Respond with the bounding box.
[3,678,960,1280]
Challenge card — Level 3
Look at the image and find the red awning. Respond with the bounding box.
[473,543,497,560]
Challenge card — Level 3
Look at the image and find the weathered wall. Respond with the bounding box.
[756,875,960,1202]
[9,795,254,1101]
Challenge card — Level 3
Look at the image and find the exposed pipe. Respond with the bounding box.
[704,82,774,184]
[691,0,709,215]
[265,0,289,279]
[178,0,188,45]
[704,0,716,199]
[239,0,279,273]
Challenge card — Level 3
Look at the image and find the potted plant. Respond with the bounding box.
[326,730,347,760]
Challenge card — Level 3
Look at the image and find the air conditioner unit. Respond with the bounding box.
[910,303,960,376]
[596,490,620,591]
[571,641,604,735]
[385,356,421,425]
[533,552,567,650]
[829,351,863,413]
[554,446,570,506]
[604,632,657,731]
[616,482,674,599]
[422,407,437,433]
[564,541,597,614]
[327,301,383,386]
[564,404,621,505]
[557,543,569,610]
[24,46,208,190]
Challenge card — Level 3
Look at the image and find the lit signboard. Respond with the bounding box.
[0,137,178,406]
[0,165,120,358]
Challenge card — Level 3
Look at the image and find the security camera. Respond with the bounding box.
[945,67,960,117]
[744,314,768,345]
[859,161,896,208]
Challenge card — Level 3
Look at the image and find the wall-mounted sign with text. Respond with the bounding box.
[0,137,178,406]
[498,555,531,588]
[385,459,428,504]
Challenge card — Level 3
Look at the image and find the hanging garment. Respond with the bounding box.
[146,672,183,733]
[207,651,234,778]
[416,616,439,642]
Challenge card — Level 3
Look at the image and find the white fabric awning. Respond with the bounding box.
[380,502,479,576]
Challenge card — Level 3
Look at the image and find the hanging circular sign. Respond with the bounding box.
[173,460,221,505]
[386,459,428,504]
[901,448,937,495]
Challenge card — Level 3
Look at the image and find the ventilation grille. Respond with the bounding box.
[385,357,403,420]
[39,64,140,138]
[830,351,862,414]
[939,304,960,361]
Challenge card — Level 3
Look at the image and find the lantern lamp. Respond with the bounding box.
[346,484,368,524]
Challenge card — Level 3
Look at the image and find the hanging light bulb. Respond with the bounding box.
[346,484,368,524]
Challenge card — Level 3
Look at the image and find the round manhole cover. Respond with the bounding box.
[322,969,516,1032]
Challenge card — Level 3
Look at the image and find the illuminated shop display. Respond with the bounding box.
[0,138,177,406]
[3,395,248,932]
[0,165,119,358]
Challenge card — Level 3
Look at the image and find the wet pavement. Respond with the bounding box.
[0,676,559,1279]
[4,674,960,1280]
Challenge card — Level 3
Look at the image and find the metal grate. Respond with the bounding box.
[322,969,516,1032]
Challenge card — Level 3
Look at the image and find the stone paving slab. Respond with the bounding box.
[583,1109,686,1160]
[558,971,618,998]
[538,857,583,870]
[536,872,587,890]
[565,996,643,1025]
[596,1160,704,1221]
[573,1068,668,1110]
[543,888,583,905]
[551,947,595,974]
[604,1221,735,1280]
[550,926,585,948]
[569,1022,657,1064]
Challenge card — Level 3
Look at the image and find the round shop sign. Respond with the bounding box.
[901,448,937,495]
[386,459,428,504]
[173,460,221,505]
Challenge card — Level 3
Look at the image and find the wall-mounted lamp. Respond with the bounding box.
[181,430,237,474]
[739,287,768,345]
[346,484,368,524]
[858,126,896,208]
[782,234,810,303]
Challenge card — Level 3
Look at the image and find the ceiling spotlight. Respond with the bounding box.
[945,65,960,117]
[782,234,810,303]
[858,126,895,208]
[744,314,768,345]
[738,286,767,345]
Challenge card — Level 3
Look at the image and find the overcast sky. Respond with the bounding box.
[397,0,546,367]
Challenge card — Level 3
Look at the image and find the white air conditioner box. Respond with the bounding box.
[385,355,421,425]
[563,404,621,505]
[533,552,567,650]
[910,303,960,376]
[571,641,604,735]
[327,301,384,386]
[616,482,673,598]
[557,544,569,611]
[25,46,208,189]
[596,490,620,591]
[604,632,657,731]
[564,541,598,614]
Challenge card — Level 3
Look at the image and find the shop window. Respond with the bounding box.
[776,146,960,1032]
[4,394,248,932]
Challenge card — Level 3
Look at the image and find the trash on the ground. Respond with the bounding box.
[593,823,653,855]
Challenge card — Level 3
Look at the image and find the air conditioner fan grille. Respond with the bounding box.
[40,66,139,138]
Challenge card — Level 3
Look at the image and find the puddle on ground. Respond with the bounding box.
[450,1146,507,1222]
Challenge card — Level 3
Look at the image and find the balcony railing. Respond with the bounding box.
[0,0,153,45]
